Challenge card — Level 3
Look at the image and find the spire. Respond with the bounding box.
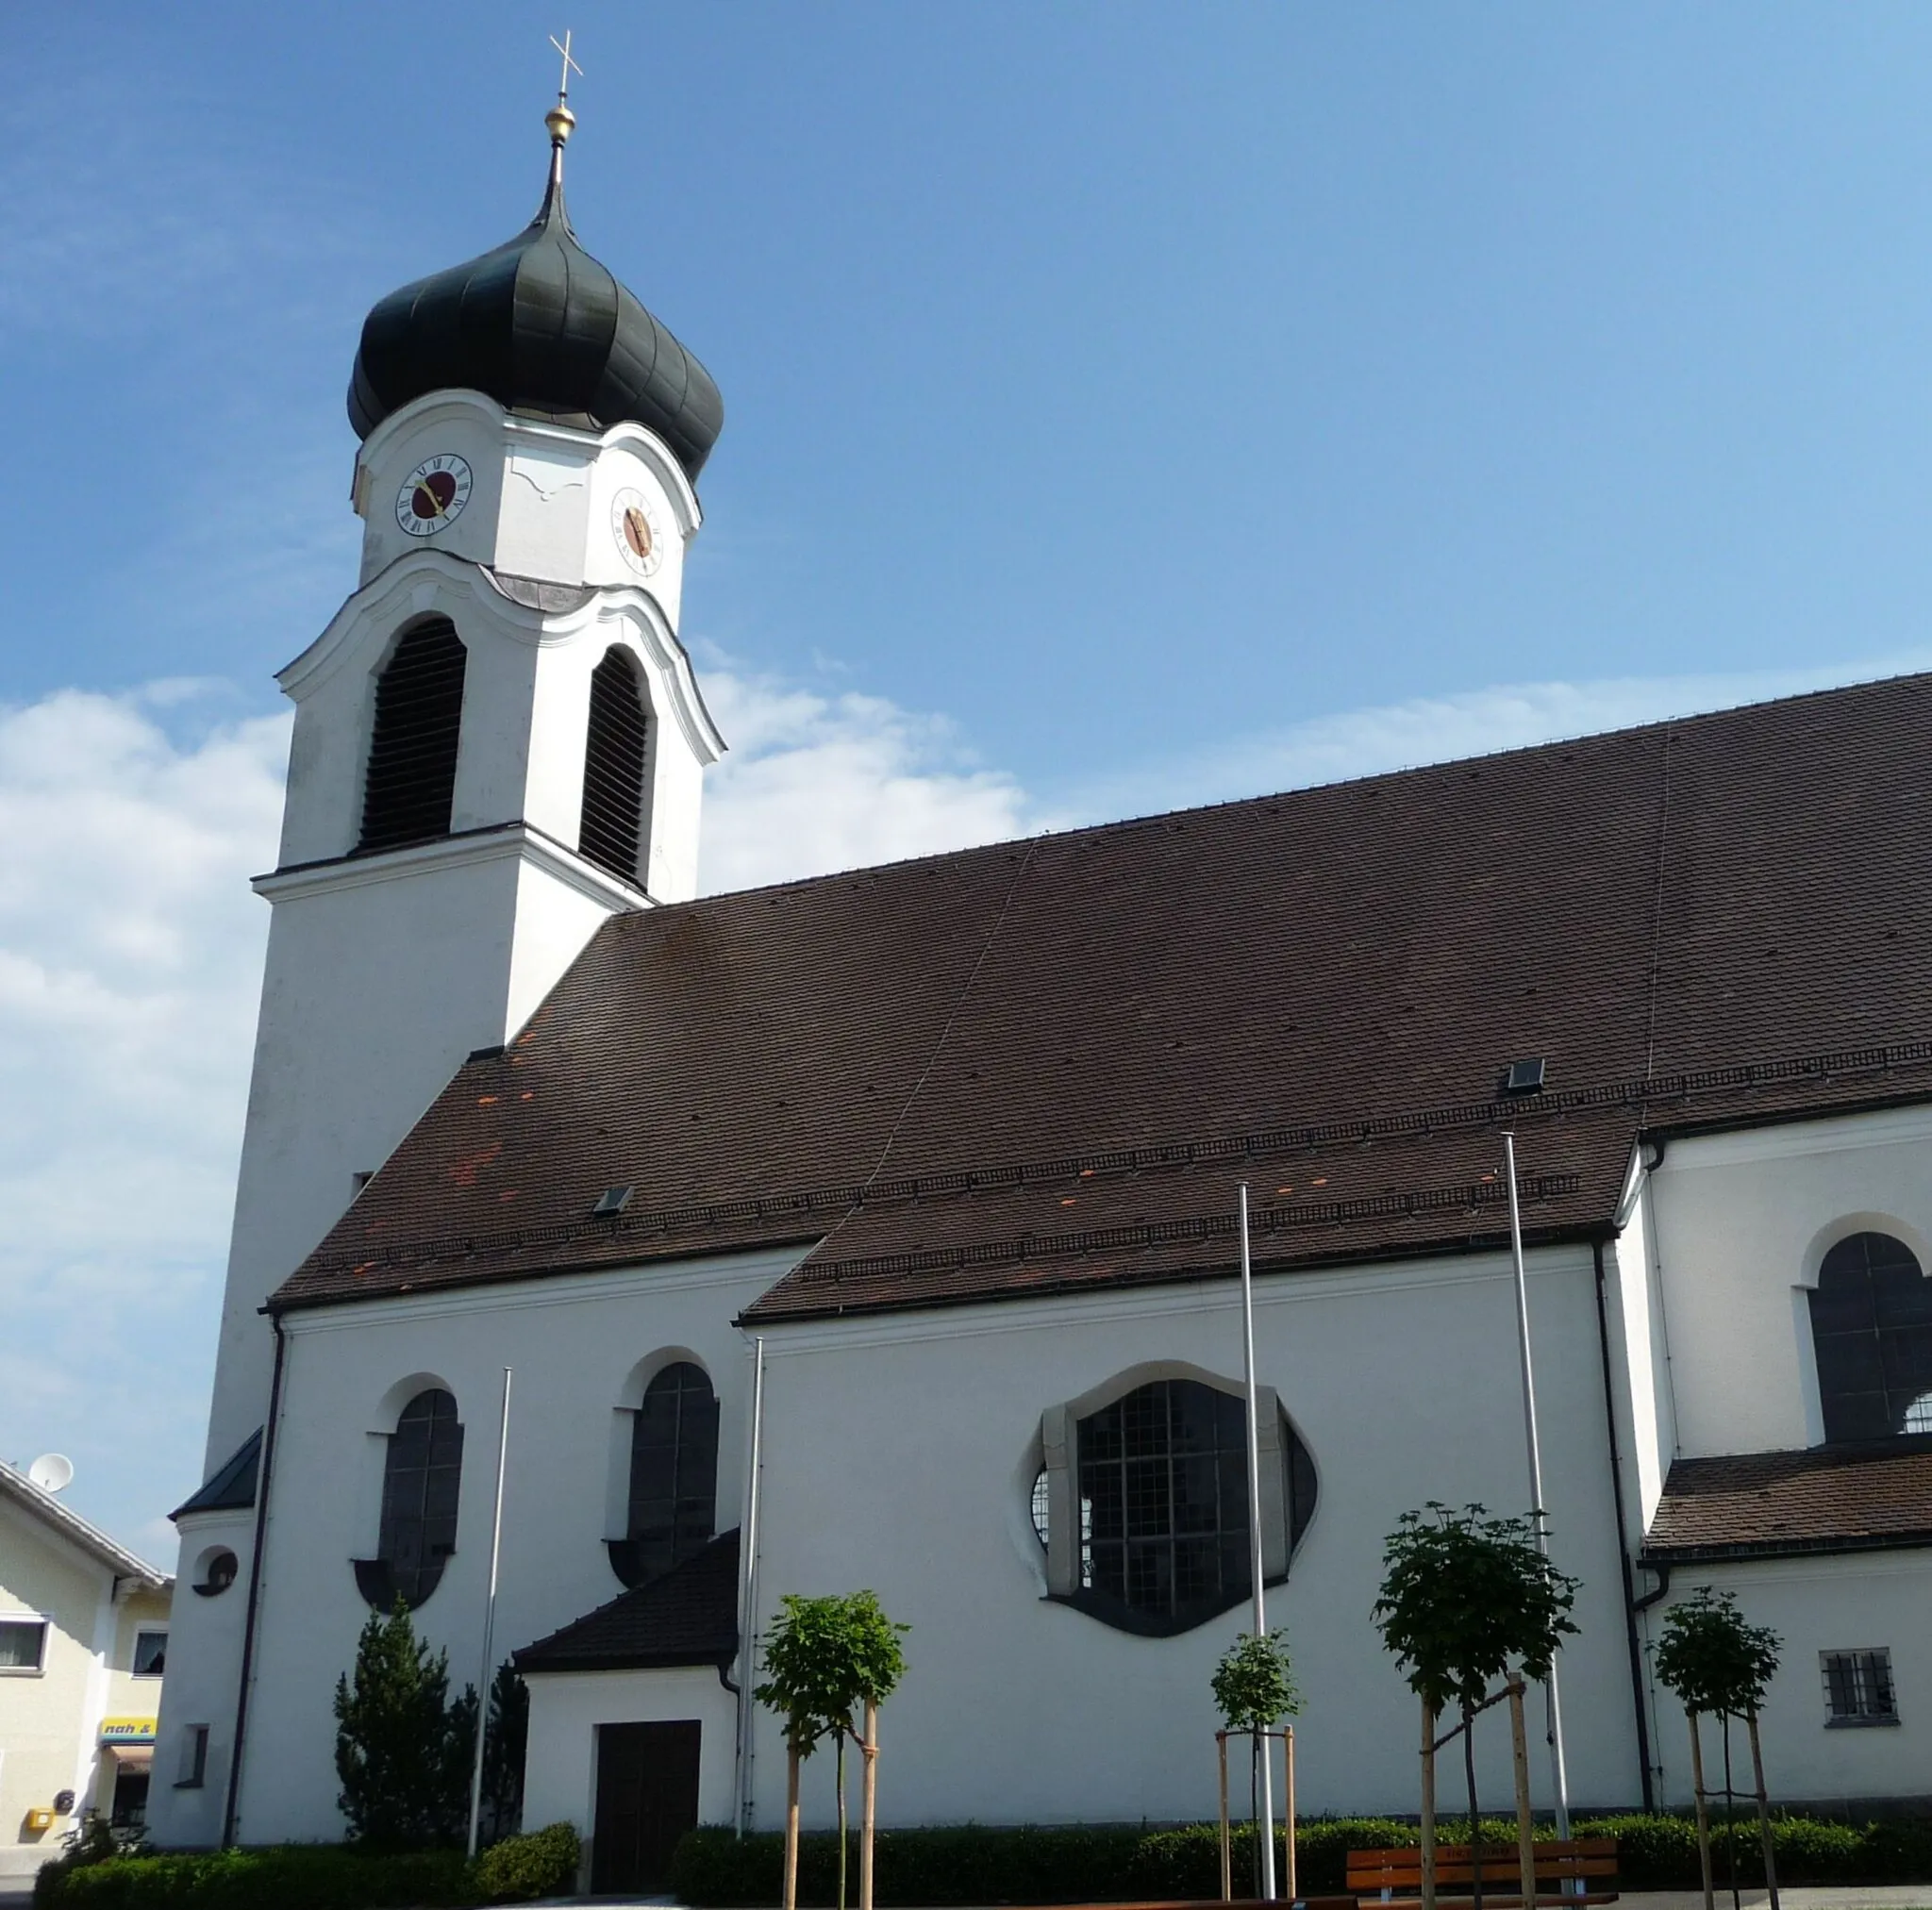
[544,30,581,191]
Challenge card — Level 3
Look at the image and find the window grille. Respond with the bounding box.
[579,648,651,884]
[1822,1649,1897,1724]
[375,1388,464,1607]
[1807,1232,1932,1441]
[625,1363,718,1586]
[358,619,467,853]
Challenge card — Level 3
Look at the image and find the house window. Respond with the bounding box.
[1807,1232,1932,1441]
[0,1617,48,1672]
[371,1387,464,1607]
[579,648,651,884]
[621,1363,718,1587]
[358,617,467,853]
[131,1630,167,1677]
[175,1724,209,1789]
[1822,1649,1898,1726]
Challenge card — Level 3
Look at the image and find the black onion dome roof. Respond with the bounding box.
[347,155,723,479]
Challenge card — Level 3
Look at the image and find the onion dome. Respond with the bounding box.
[347,108,723,479]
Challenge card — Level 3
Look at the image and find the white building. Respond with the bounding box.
[151,98,1932,1895]
[0,1461,173,1887]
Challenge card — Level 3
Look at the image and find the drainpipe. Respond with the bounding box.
[224,1313,287,1848]
[1591,1239,1656,1812]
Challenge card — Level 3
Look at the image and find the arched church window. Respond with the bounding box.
[358,618,468,854]
[1808,1231,1932,1442]
[579,648,651,885]
[366,1388,464,1608]
[613,1362,718,1588]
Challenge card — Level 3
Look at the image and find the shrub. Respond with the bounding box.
[472,1822,580,1902]
[35,1844,472,1908]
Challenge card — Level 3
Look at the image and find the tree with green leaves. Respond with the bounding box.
[1374,1505,1581,1909]
[480,1660,530,1845]
[756,1590,908,1910]
[1211,1630,1300,1898]
[333,1599,476,1848]
[1655,1588,1784,1910]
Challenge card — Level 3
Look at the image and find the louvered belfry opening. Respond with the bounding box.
[580,647,651,884]
[358,618,468,854]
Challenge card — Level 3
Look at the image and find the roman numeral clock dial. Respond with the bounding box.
[394,454,474,536]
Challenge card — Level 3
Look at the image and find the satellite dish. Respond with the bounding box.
[28,1453,74,1495]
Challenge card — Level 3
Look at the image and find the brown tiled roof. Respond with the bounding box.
[514,1529,740,1673]
[1643,1440,1932,1561]
[274,673,1932,1320]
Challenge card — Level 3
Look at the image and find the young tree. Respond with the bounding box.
[1211,1630,1300,1898]
[1374,1505,1580,1909]
[755,1591,908,1910]
[481,1660,530,1844]
[333,1599,475,1847]
[1655,1588,1783,1910]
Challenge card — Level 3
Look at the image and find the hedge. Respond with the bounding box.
[670,1813,1932,1906]
[32,1824,583,1910]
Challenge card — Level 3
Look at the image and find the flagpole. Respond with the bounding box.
[735,1336,767,1835]
[1239,1185,1277,1901]
[467,1366,512,1860]
[1502,1134,1572,1839]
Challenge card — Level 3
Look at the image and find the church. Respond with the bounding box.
[149,87,1932,1894]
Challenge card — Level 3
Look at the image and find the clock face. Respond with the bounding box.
[610,488,662,578]
[395,455,474,537]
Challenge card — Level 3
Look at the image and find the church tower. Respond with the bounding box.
[192,94,724,1516]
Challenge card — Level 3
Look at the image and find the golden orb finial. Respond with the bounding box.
[547,29,582,145]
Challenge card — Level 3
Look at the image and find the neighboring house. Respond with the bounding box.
[151,93,1932,1896]
[0,1462,171,1885]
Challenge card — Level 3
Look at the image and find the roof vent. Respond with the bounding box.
[1501,1057,1546,1097]
[591,1185,634,1218]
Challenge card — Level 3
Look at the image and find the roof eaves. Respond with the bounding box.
[0,1463,169,1587]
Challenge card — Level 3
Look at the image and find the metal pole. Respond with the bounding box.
[1239,1186,1276,1901]
[736,1337,768,1835]
[467,1366,513,1860]
[1503,1133,1573,1840]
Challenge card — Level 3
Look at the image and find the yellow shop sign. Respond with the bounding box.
[99,1717,158,1744]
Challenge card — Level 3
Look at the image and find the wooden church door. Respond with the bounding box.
[592,1719,702,1893]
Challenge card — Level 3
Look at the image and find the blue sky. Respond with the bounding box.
[7,4,1932,1550]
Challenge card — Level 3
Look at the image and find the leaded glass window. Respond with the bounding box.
[376,1388,464,1606]
[626,1363,719,1586]
[1808,1233,1932,1442]
[1076,1378,1251,1630]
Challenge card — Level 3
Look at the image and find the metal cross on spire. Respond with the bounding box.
[550,30,583,106]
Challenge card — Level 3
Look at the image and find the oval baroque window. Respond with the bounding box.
[358,1387,464,1609]
[609,1362,719,1588]
[1035,1375,1317,1636]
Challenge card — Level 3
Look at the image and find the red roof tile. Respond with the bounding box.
[1644,1441,1932,1559]
[273,673,1932,1320]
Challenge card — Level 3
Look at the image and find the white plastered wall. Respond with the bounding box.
[210,1237,1646,1847]
[1645,1104,1932,1458]
[523,1668,736,1889]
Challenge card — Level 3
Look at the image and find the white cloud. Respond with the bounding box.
[0,649,1915,1551]
[697,667,1042,892]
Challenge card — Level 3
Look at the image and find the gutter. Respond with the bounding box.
[1591,1238,1656,1813]
[224,1313,288,1847]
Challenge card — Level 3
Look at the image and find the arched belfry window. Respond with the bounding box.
[1809,1232,1932,1441]
[579,648,651,885]
[357,1388,464,1609]
[358,618,467,853]
[1036,1372,1317,1636]
[608,1362,718,1589]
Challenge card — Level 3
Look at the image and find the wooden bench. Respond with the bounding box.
[1346,1837,1619,1909]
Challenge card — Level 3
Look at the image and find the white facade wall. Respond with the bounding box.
[522,1668,736,1890]
[210,1238,1647,1848]
[1645,1104,1932,1459]
[1638,1553,1932,1812]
